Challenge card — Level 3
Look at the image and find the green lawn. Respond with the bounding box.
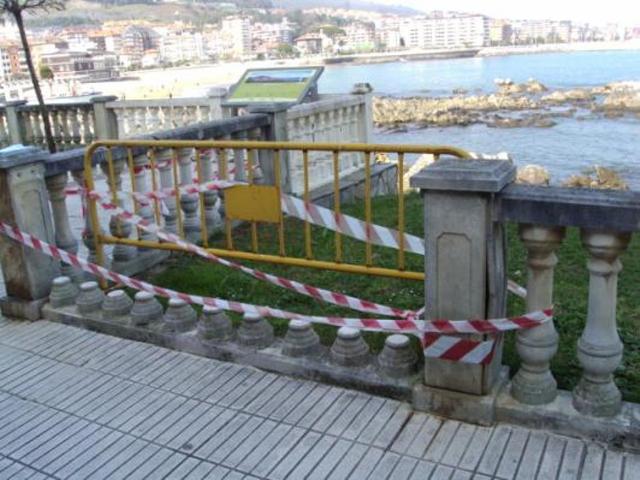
[146,193,640,402]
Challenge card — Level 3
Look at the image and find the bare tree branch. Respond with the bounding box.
[1,0,67,153]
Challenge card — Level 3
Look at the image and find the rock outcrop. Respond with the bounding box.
[562,166,628,190]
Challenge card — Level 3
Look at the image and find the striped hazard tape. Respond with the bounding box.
[84,181,527,299]
[89,190,415,320]
[0,221,551,364]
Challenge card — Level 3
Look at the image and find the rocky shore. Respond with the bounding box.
[373,80,640,130]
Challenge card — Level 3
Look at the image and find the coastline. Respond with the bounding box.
[83,41,640,100]
[478,39,640,57]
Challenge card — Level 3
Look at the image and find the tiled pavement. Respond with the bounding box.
[0,317,638,479]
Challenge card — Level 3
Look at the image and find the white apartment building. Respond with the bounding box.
[512,20,572,43]
[400,14,489,49]
[252,18,294,53]
[343,23,376,51]
[158,29,205,64]
[0,46,11,83]
[222,17,252,58]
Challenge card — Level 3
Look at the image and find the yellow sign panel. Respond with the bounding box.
[225,185,281,223]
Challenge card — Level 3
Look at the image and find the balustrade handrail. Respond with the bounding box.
[500,183,640,232]
[286,94,367,120]
[105,97,218,109]
[44,112,272,177]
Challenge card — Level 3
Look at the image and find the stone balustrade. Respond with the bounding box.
[286,93,372,195]
[0,88,228,151]
[105,88,227,138]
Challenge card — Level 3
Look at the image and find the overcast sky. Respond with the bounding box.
[374,1,640,24]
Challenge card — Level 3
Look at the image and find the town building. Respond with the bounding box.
[221,17,252,58]
[252,18,295,55]
[511,19,572,44]
[343,22,377,52]
[399,14,489,49]
[39,50,118,81]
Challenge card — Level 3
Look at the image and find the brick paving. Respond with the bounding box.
[0,316,638,479]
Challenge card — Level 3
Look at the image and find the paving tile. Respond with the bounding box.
[2,319,639,480]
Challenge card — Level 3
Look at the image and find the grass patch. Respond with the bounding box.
[146,192,640,402]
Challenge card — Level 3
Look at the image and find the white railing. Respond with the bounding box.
[286,93,372,194]
[106,89,226,138]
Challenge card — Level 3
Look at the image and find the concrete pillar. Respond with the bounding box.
[206,87,227,120]
[248,104,291,192]
[573,230,630,417]
[0,146,59,319]
[410,159,516,421]
[351,83,373,144]
[511,225,565,405]
[90,96,119,140]
[4,100,27,145]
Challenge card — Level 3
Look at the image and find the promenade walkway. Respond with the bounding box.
[0,316,638,479]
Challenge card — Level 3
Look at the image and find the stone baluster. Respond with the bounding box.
[168,105,177,129]
[32,110,45,146]
[21,111,34,145]
[101,159,136,266]
[573,230,631,417]
[186,106,198,125]
[71,169,98,264]
[158,106,169,129]
[148,106,162,133]
[68,108,82,145]
[157,149,177,234]
[511,225,565,405]
[177,147,201,242]
[232,133,247,182]
[81,107,94,144]
[0,111,9,146]
[45,173,82,282]
[52,110,63,147]
[132,152,157,245]
[134,107,146,135]
[200,148,221,235]
[60,109,72,146]
[119,108,131,138]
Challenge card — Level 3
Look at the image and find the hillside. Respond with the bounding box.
[272,0,418,15]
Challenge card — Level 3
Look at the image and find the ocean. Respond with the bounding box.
[318,49,640,189]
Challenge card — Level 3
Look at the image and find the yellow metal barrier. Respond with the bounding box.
[84,140,470,282]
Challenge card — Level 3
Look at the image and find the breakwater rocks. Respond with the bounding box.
[374,80,640,129]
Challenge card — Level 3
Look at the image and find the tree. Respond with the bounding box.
[275,43,296,59]
[1,0,66,153]
[39,63,53,80]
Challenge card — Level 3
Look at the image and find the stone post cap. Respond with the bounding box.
[203,305,223,314]
[80,281,99,291]
[247,103,291,114]
[337,326,360,339]
[243,312,262,321]
[410,158,516,193]
[53,276,72,286]
[351,83,374,94]
[385,334,410,348]
[90,95,118,103]
[134,291,154,301]
[107,289,127,298]
[0,145,49,169]
[5,99,28,107]
[289,319,311,330]
[168,298,187,307]
[207,87,228,97]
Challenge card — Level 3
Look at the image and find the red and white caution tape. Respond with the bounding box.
[280,194,425,255]
[422,334,497,365]
[89,190,415,319]
[0,221,550,363]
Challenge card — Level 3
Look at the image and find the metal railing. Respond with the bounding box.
[84,139,470,282]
